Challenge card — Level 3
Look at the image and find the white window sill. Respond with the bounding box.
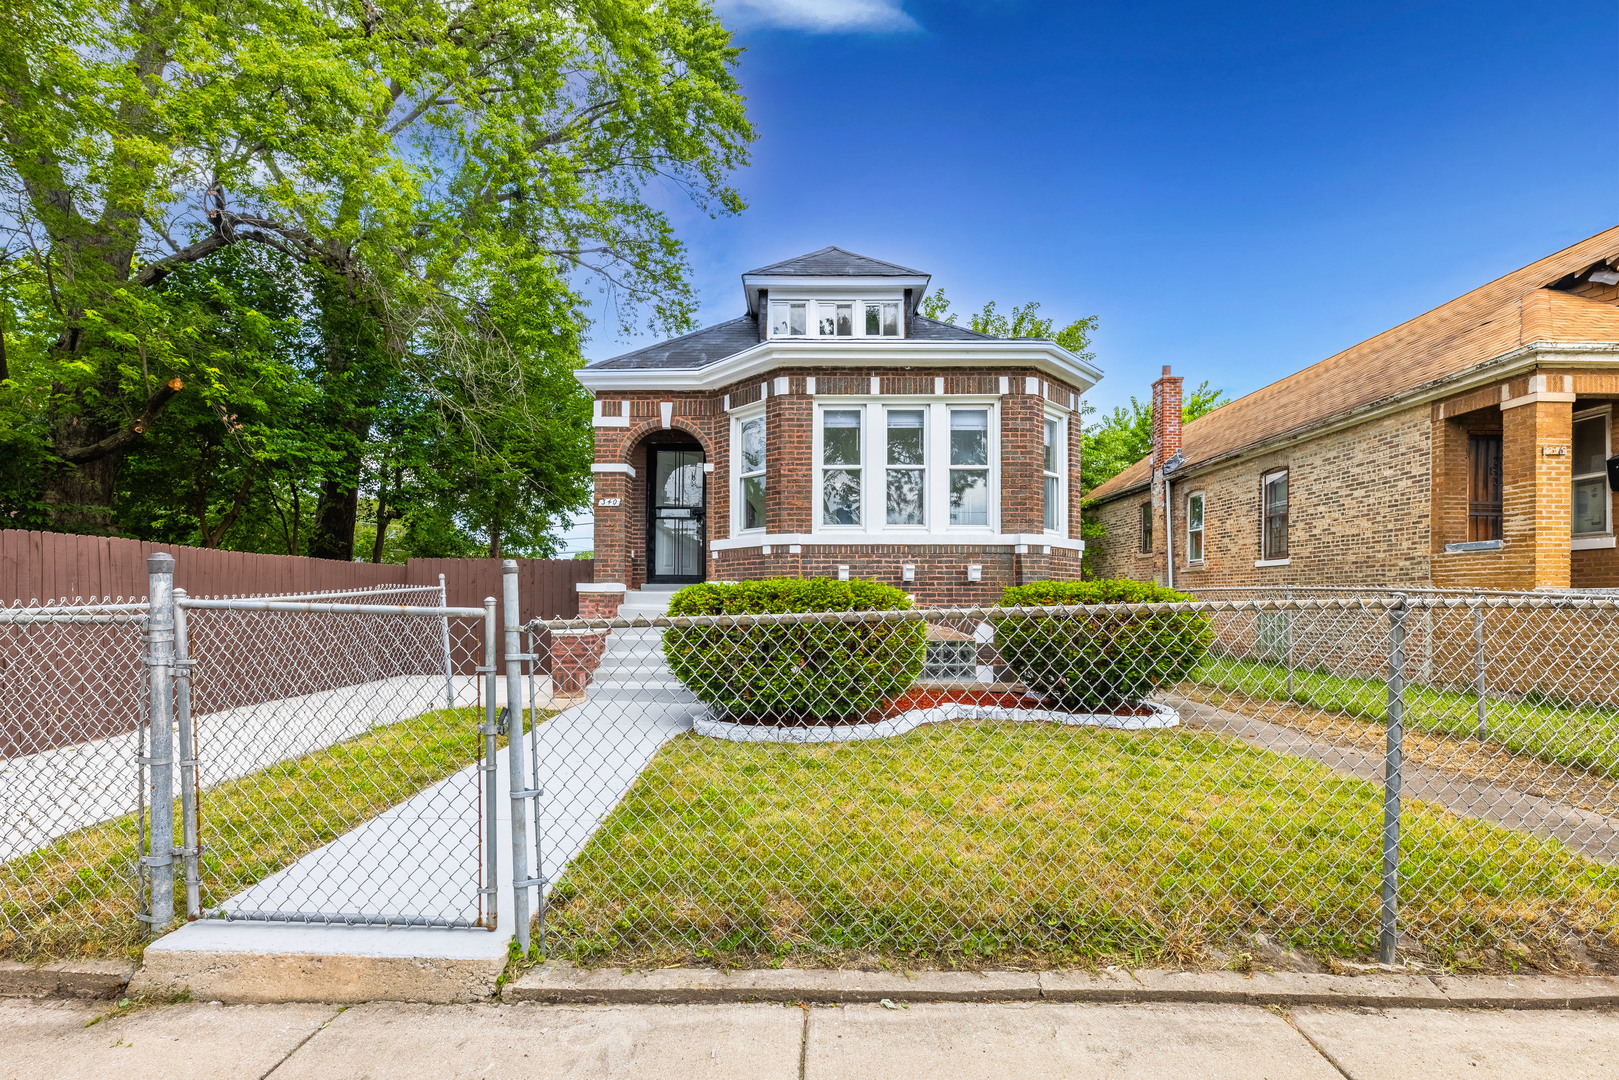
[1444,540,1503,553]
[1572,534,1616,551]
[1254,558,1291,568]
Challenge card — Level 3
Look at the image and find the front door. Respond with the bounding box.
[647,446,706,582]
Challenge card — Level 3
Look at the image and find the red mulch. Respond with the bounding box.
[711,688,1155,728]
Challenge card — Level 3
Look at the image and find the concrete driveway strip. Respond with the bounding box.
[0,998,338,1080]
[1291,1006,1619,1080]
[266,1001,804,1080]
[804,1002,1341,1080]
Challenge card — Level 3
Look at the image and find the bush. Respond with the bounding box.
[994,579,1213,711]
[663,578,926,724]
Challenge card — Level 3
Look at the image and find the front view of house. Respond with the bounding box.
[574,248,1102,612]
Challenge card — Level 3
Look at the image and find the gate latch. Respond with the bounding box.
[495,706,511,736]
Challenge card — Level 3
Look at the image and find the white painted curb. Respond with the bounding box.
[693,700,1180,744]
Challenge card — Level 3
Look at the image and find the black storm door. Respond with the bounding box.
[647,446,706,582]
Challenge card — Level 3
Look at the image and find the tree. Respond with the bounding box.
[920,290,1098,360]
[1079,382,1229,495]
[0,0,754,552]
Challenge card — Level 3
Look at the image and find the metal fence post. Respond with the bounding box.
[172,588,201,920]
[440,573,455,710]
[503,562,534,952]
[144,553,177,931]
[1380,595,1408,966]
[1473,595,1488,740]
[481,597,500,931]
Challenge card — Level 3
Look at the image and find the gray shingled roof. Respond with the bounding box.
[585,315,762,370]
[745,246,925,278]
[585,312,1003,370]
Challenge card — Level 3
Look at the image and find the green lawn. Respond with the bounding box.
[1,706,514,961]
[544,722,1619,970]
[1191,655,1619,777]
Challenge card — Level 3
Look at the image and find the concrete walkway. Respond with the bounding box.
[132,588,696,1003]
[6,996,1619,1080]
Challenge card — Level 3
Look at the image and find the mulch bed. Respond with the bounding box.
[713,687,1158,727]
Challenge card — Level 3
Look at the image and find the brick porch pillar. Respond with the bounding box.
[1501,384,1573,589]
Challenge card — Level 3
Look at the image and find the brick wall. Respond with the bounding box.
[1091,407,1434,588]
[588,364,1087,597]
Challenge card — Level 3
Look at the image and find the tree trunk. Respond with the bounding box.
[309,473,360,561]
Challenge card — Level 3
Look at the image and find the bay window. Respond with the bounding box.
[822,409,863,526]
[949,409,990,526]
[738,414,766,531]
[1573,408,1612,536]
[1041,414,1064,532]
[886,409,926,525]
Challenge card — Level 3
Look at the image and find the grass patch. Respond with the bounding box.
[1193,655,1619,777]
[543,722,1619,970]
[1,705,513,962]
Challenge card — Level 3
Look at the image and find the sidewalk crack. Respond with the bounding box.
[1280,1009,1356,1080]
[257,1005,344,1080]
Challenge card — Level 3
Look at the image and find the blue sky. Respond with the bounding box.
[560,0,1618,553]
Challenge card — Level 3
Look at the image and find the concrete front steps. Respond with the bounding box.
[586,586,697,701]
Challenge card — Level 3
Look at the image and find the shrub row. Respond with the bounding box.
[662,577,1210,722]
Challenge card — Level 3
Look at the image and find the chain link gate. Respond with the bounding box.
[156,572,500,930]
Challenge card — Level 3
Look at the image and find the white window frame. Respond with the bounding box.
[817,404,868,530]
[810,397,1001,538]
[765,296,908,340]
[1041,408,1067,536]
[864,300,902,338]
[883,405,928,528]
[1572,406,1612,537]
[730,405,768,536]
[1261,468,1289,561]
[1186,491,1205,564]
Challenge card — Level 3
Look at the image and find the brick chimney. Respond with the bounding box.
[1151,365,1184,471]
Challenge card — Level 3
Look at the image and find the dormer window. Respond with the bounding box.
[819,302,853,336]
[767,298,904,339]
[769,301,807,337]
[866,302,900,337]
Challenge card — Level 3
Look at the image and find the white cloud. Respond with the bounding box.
[714,0,919,33]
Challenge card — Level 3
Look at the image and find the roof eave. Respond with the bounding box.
[1086,340,1619,504]
[741,273,932,314]
[575,338,1103,394]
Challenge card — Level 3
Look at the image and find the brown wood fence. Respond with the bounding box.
[0,529,594,617]
[2,531,597,758]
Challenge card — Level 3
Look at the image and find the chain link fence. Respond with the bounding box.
[1,600,150,958]
[517,593,1619,972]
[2,560,501,959]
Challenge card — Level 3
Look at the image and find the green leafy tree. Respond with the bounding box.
[920,290,1098,359]
[1079,382,1229,494]
[0,0,754,552]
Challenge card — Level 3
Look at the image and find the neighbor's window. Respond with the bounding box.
[822,408,863,526]
[768,301,806,337]
[1468,432,1502,542]
[865,302,901,337]
[1262,469,1289,560]
[948,408,990,526]
[738,415,766,531]
[1186,492,1205,563]
[1573,409,1612,536]
[818,302,854,337]
[1041,415,1063,532]
[886,409,925,526]
[1139,502,1152,553]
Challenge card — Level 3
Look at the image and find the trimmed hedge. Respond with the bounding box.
[994,579,1213,711]
[663,578,926,723]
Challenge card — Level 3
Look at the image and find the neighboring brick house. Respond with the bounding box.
[1088,226,1619,592]
[573,247,1102,614]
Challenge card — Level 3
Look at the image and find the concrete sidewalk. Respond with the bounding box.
[4,997,1618,1080]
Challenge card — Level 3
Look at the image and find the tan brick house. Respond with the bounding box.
[573,248,1102,614]
[1088,226,1619,591]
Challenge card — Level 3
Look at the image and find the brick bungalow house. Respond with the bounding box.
[572,247,1103,615]
[1088,226,1619,591]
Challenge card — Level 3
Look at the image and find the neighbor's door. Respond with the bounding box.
[648,446,706,581]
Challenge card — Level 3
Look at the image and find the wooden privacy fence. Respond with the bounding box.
[1,531,596,757]
[0,529,594,620]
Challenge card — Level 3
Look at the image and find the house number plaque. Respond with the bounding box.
[597,498,621,507]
